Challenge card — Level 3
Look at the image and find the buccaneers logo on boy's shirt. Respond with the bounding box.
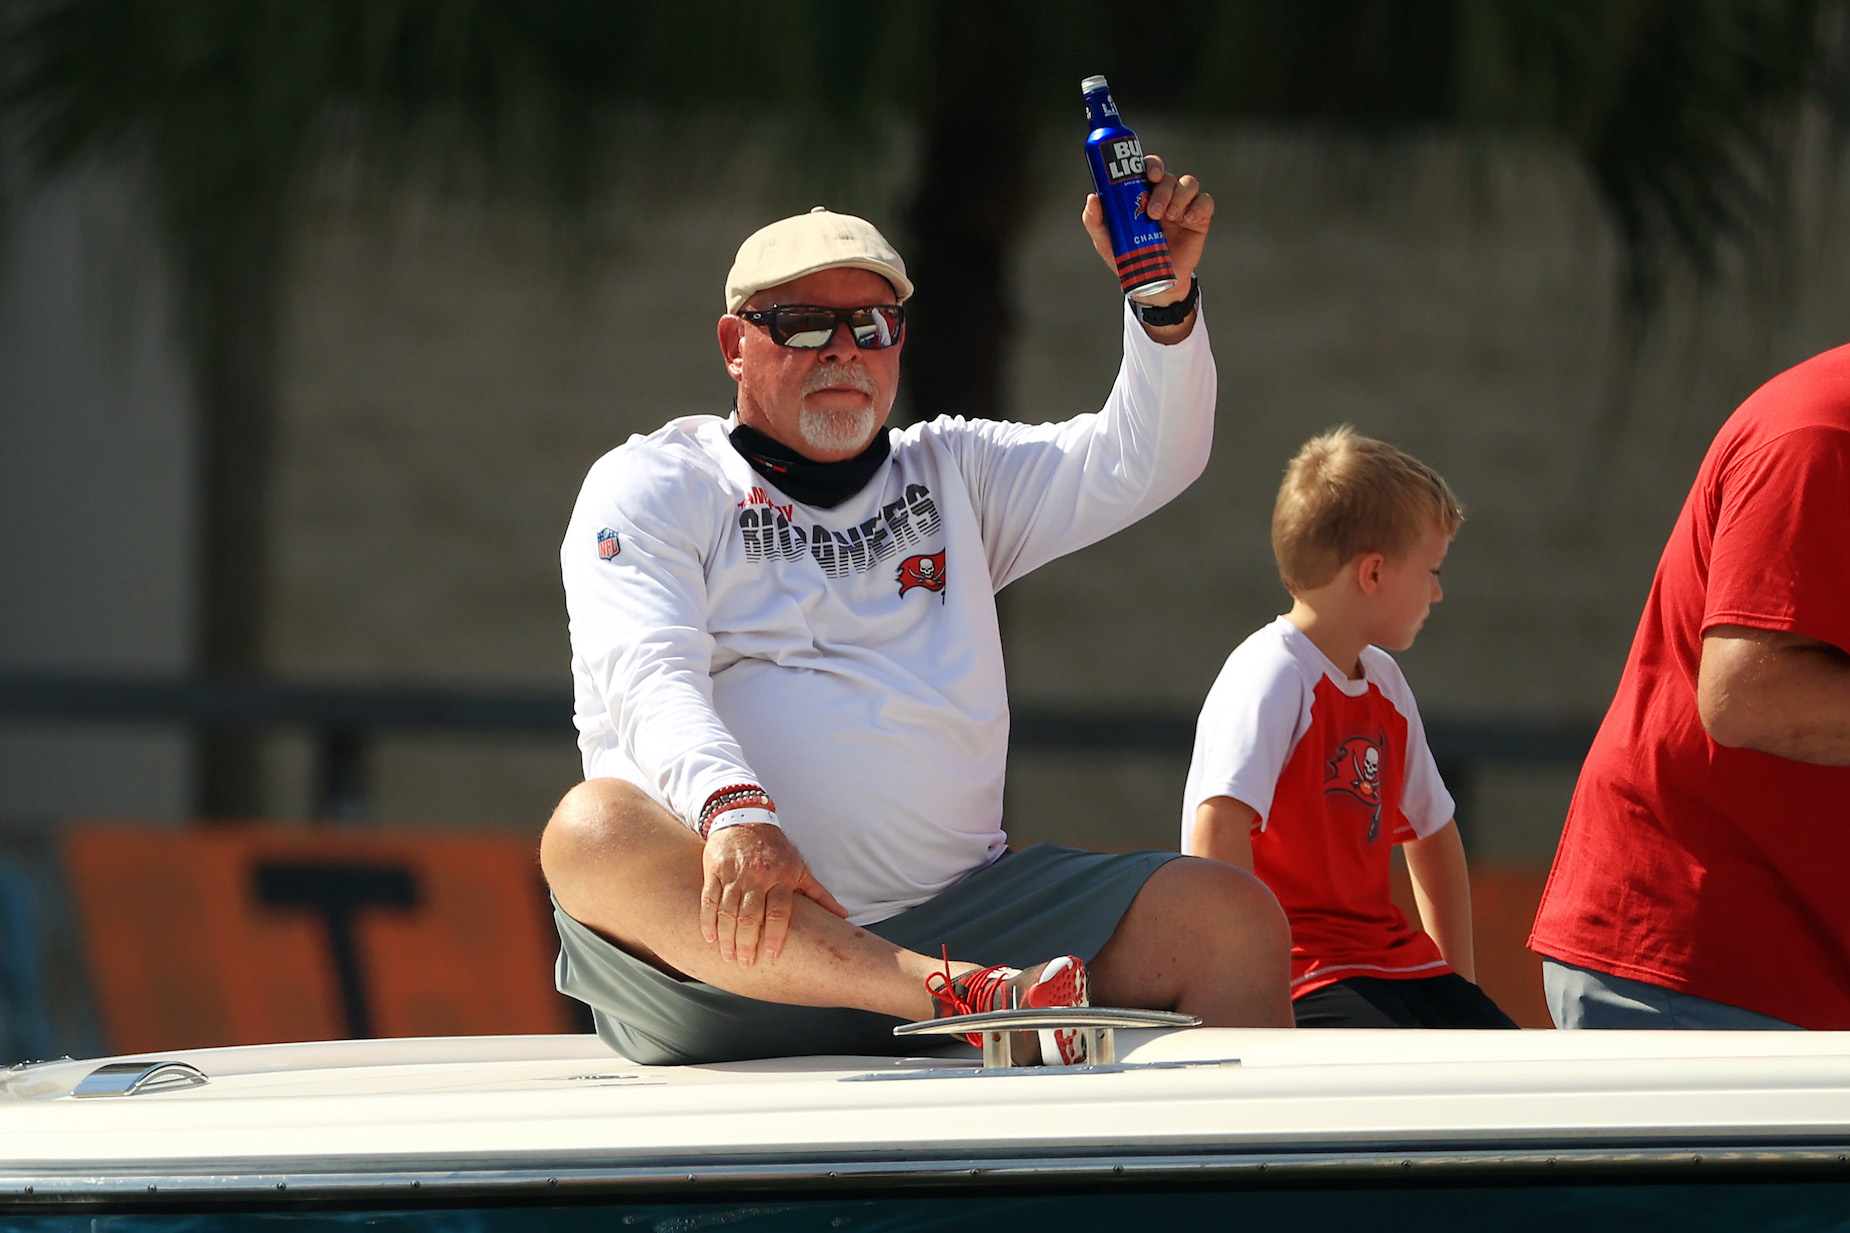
[897,550,947,597]
[1324,731,1387,841]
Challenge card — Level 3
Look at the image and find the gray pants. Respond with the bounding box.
[1543,958,1804,1030]
[555,843,1181,1065]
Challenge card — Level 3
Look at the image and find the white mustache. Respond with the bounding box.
[799,363,877,400]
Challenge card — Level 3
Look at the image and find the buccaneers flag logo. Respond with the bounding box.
[1324,731,1388,841]
[896,550,947,597]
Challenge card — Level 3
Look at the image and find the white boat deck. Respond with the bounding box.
[1,1027,1847,1197]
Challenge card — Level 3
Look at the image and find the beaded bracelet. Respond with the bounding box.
[698,784,777,838]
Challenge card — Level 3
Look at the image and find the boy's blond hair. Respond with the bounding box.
[1272,426,1464,593]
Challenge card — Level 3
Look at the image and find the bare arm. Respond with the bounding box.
[1190,796,1257,872]
[1401,820,1474,982]
[1698,625,1850,765]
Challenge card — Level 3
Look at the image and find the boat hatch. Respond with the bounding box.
[72,1060,210,1098]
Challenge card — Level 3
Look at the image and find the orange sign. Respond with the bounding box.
[64,824,580,1054]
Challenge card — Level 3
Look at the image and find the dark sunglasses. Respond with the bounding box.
[737,303,905,350]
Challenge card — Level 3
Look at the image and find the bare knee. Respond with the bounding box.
[1092,856,1291,1024]
[541,777,642,863]
[539,778,690,910]
[1144,857,1292,1026]
[1101,856,1290,970]
[1165,856,1290,957]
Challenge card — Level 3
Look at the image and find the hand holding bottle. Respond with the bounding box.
[1082,153,1212,308]
[1079,76,1211,309]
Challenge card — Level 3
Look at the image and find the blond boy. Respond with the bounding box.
[1181,427,1515,1028]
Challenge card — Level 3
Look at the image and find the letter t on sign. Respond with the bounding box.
[253,862,419,1039]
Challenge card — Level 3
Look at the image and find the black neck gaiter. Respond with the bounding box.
[727,422,891,510]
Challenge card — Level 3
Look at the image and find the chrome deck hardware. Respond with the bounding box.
[6,1057,73,1071]
[894,1007,1200,1068]
[73,1061,209,1098]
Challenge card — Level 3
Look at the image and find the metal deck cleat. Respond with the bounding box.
[894,1006,1200,1068]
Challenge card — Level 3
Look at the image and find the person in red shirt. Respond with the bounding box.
[1531,346,1850,1030]
[1183,428,1516,1028]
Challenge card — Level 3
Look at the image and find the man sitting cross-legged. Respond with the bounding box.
[541,156,1292,1066]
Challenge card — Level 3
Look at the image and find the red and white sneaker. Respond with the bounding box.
[1024,955,1090,1066]
[925,960,1022,1047]
[924,952,1090,1065]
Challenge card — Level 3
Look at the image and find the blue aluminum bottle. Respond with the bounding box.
[1082,75,1175,298]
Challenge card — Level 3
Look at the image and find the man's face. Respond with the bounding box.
[718,268,903,463]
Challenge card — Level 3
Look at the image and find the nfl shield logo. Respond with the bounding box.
[597,527,621,560]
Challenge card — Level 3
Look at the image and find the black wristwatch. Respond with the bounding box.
[1131,275,1199,327]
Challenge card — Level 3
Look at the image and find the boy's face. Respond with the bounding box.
[1369,523,1451,651]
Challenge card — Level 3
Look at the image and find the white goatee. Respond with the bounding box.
[798,363,881,454]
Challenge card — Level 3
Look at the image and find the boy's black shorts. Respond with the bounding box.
[1293,973,1519,1029]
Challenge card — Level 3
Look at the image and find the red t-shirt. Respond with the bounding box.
[1183,619,1455,997]
[1530,345,1850,1028]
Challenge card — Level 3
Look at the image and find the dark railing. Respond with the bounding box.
[0,674,567,820]
[0,674,1599,823]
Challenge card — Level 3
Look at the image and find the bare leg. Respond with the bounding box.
[1089,856,1295,1027]
[541,778,963,1022]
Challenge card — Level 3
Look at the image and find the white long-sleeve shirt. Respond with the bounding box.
[562,304,1216,924]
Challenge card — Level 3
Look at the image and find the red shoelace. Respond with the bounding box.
[924,948,1017,1047]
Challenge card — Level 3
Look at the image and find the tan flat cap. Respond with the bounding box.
[725,206,913,312]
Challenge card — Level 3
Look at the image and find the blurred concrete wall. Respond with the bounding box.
[1003,125,1850,860]
[0,167,195,823]
[260,123,1850,860]
[0,166,186,1059]
[10,122,1850,865]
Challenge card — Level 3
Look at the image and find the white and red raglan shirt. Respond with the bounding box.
[1180,617,1456,997]
[562,305,1215,926]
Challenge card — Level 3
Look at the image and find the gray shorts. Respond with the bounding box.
[554,843,1181,1065]
[1543,958,1805,1030]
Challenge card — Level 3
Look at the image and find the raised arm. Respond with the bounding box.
[931,153,1217,589]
